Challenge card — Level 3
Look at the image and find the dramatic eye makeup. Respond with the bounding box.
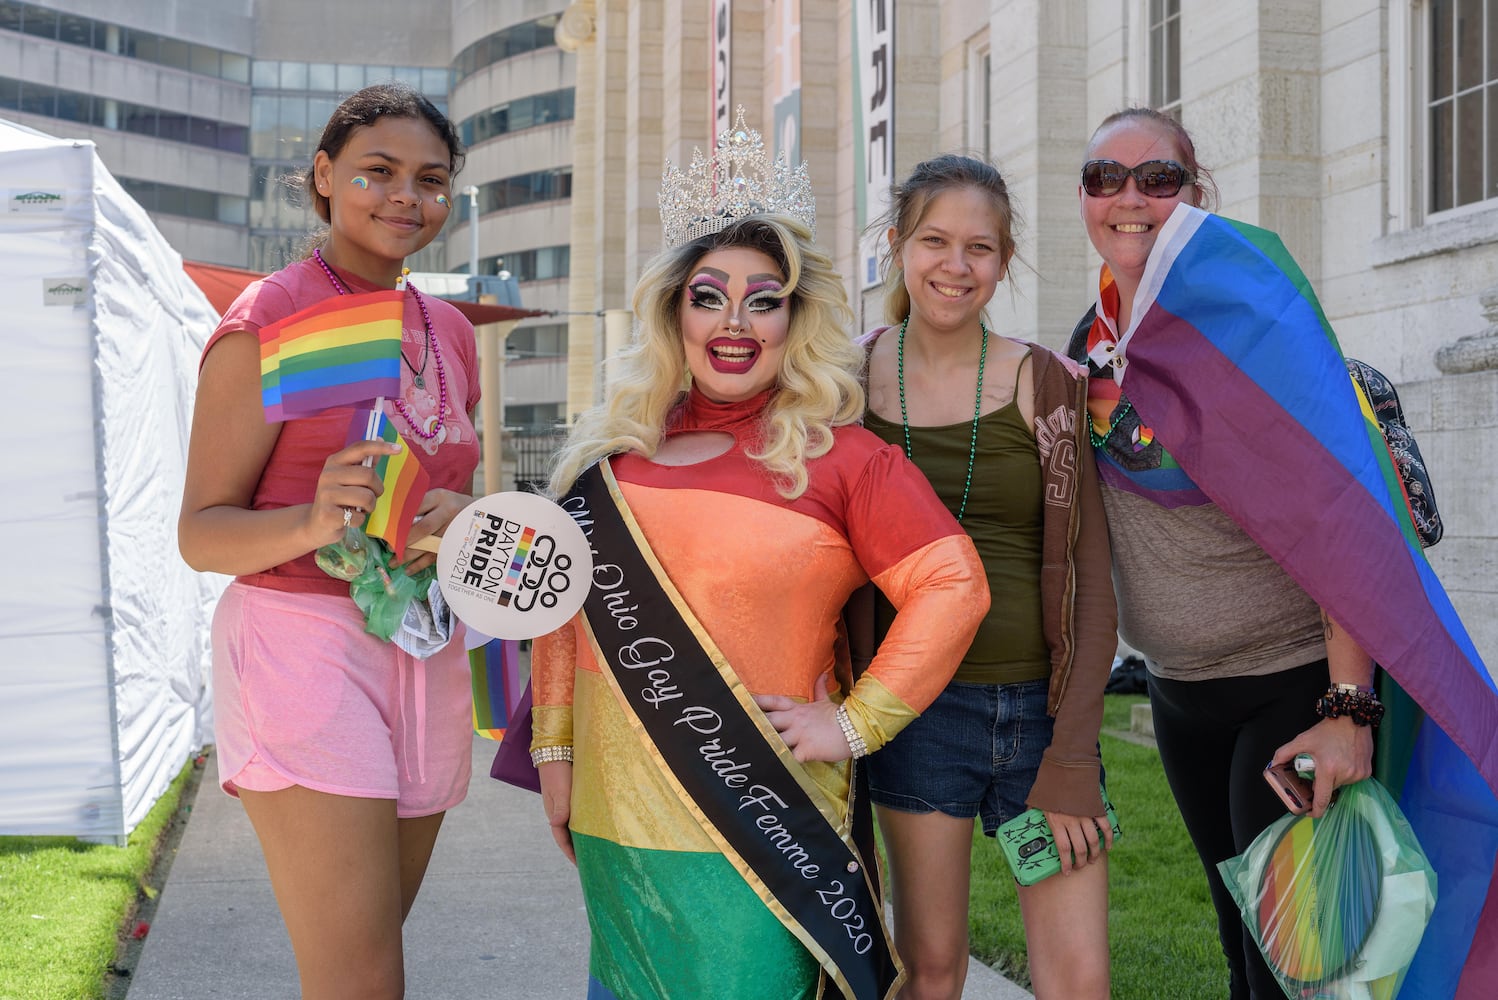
[685,271,785,312]
[743,279,785,313]
[687,273,729,310]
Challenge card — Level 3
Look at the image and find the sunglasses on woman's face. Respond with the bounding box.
[1080,159,1195,198]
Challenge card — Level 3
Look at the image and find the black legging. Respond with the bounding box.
[1147,660,1330,1000]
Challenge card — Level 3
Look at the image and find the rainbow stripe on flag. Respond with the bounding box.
[1119,204,1498,998]
[344,408,430,561]
[260,289,405,422]
[468,634,524,740]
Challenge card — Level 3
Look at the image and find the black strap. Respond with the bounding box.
[568,463,898,1000]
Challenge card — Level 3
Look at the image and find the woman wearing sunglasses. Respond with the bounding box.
[1066,108,1376,1000]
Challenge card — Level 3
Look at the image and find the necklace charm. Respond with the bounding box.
[896,316,988,522]
[313,248,449,442]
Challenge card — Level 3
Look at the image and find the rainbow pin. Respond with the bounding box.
[351,176,369,189]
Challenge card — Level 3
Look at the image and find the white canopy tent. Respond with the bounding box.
[0,119,220,843]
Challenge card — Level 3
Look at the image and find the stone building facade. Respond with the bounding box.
[560,0,1498,665]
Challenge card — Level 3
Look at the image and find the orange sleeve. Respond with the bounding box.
[529,615,578,750]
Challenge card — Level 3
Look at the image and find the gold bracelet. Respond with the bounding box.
[835,705,869,760]
[529,745,574,766]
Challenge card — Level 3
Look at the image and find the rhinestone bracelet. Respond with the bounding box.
[835,706,869,760]
[529,745,574,766]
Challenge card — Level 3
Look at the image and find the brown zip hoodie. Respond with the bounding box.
[853,331,1118,818]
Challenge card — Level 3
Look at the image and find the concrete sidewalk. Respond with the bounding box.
[126,739,1032,999]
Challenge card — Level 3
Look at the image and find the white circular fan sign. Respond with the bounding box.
[436,492,592,639]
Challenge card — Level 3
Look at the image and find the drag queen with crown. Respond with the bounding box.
[527,111,991,1000]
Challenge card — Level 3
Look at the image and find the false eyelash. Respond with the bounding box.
[745,289,784,313]
[688,284,728,309]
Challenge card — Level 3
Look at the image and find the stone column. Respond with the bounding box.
[1435,286,1498,375]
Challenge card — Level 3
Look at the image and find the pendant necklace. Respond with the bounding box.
[897,315,988,522]
[313,248,449,440]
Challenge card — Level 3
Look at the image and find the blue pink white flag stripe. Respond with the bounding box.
[1118,204,1498,998]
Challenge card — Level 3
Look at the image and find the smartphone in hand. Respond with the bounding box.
[1263,760,1313,815]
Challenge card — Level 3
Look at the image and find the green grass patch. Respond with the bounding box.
[968,694,1227,998]
[0,757,196,1000]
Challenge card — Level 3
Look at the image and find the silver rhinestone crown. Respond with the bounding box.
[658,106,816,249]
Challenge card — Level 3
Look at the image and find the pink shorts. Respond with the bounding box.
[212,582,473,817]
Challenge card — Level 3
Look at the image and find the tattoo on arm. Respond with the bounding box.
[1321,610,1334,641]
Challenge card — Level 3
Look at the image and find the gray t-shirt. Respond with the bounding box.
[1102,485,1325,680]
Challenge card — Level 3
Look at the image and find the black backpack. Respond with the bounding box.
[1344,358,1443,548]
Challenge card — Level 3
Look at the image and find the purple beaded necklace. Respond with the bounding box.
[313,248,449,441]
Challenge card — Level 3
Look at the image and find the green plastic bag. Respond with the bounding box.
[317,524,434,642]
[1218,778,1437,999]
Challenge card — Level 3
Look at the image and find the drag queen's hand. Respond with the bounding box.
[754,673,852,763]
[538,762,576,865]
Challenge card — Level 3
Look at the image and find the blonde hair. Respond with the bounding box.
[548,215,864,500]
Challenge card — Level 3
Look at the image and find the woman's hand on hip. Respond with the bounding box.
[754,673,852,763]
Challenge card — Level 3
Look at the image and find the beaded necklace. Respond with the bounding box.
[896,315,988,522]
[1087,396,1134,449]
[313,248,449,441]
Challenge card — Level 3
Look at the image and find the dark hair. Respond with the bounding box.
[873,153,1020,325]
[303,82,465,225]
[1087,107,1219,210]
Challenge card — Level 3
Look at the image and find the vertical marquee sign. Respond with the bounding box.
[712,0,733,140]
[855,0,894,290]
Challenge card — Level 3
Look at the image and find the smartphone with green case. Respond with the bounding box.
[996,786,1120,886]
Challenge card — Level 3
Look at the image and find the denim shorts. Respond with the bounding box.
[866,677,1051,836]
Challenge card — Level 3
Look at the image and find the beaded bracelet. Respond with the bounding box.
[835,705,869,760]
[1314,684,1385,727]
[530,745,574,766]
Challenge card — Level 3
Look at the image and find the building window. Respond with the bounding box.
[457,170,573,221]
[1427,0,1498,213]
[966,41,991,155]
[459,88,575,147]
[479,246,571,282]
[1148,0,1181,116]
[452,14,562,86]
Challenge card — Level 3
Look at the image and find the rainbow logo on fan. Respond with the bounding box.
[1256,812,1381,988]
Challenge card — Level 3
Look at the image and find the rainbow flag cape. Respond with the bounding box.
[1118,204,1498,998]
[468,634,523,740]
[260,289,405,422]
[344,408,429,561]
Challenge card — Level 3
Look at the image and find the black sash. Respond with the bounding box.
[563,461,900,1000]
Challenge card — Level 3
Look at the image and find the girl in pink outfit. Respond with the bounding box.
[179,84,480,1000]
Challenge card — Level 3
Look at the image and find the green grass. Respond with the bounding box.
[968,694,1228,998]
[0,757,196,1000]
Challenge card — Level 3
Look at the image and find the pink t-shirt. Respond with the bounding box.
[204,257,482,595]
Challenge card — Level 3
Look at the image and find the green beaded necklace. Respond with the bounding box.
[897,314,988,522]
[1087,396,1134,449]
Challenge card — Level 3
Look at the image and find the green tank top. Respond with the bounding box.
[864,393,1051,685]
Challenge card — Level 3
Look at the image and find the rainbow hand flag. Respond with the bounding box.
[1118,204,1498,998]
[468,633,524,740]
[344,408,430,561]
[260,289,405,422]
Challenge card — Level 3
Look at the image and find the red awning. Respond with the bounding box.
[182,260,549,326]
